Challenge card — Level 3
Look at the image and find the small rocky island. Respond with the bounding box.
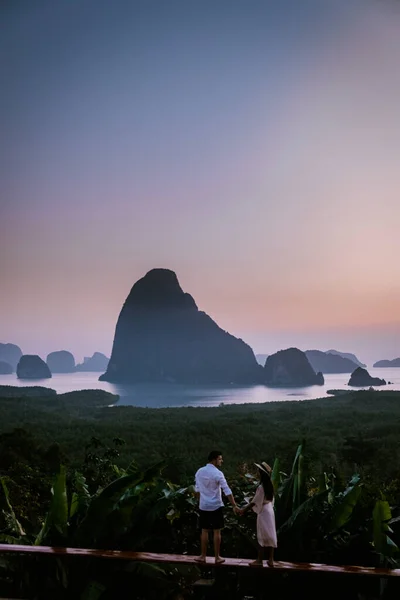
[17,355,52,379]
[264,348,324,387]
[100,268,263,384]
[46,350,76,373]
[348,367,386,387]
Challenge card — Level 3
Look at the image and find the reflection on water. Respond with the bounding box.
[0,369,399,408]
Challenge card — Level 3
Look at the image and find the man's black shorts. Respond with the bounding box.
[199,507,224,530]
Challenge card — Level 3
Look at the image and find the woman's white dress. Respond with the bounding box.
[251,485,277,548]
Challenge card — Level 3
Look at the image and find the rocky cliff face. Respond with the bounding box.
[100,269,262,384]
[348,367,386,387]
[46,350,76,373]
[264,348,324,387]
[17,355,52,379]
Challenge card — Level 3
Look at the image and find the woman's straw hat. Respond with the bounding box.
[254,461,272,474]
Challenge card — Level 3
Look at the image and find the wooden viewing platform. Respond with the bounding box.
[0,544,399,578]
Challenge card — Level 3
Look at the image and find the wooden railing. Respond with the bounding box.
[0,544,399,578]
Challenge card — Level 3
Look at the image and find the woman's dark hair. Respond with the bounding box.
[208,450,222,462]
[260,469,274,501]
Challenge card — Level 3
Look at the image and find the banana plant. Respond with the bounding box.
[373,499,399,566]
[0,476,25,542]
[328,473,361,533]
[275,440,307,526]
[72,460,166,547]
[270,458,281,494]
[69,471,91,522]
[35,466,68,545]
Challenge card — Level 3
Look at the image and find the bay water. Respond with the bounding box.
[0,368,399,408]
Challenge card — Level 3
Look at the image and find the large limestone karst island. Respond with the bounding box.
[264,348,324,387]
[17,355,52,379]
[46,350,76,373]
[100,269,263,384]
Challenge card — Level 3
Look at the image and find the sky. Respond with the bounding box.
[1,0,400,366]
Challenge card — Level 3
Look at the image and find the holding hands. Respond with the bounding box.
[233,505,245,516]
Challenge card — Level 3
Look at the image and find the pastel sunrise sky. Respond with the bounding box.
[1,0,400,365]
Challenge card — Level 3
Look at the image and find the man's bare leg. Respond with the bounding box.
[194,529,209,562]
[213,529,225,564]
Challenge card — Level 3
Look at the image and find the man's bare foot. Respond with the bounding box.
[194,556,206,563]
[215,557,225,564]
[267,560,274,567]
[249,560,263,567]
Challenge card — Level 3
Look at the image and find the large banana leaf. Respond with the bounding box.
[328,476,361,533]
[0,533,22,544]
[290,440,305,476]
[295,442,307,510]
[270,458,280,494]
[278,489,329,536]
[70,472,91,520]
[276,440,305,523]
[35,466,68,545]
[74,461,165,544]
[0,477,25,537]
[101,482,165,542]
[373,499,398,558]
[113,479,189,537]
[51,465,68,535]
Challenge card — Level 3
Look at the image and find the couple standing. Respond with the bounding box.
[194,450,277,566]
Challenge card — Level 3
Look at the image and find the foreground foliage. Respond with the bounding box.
[1,435,400,598]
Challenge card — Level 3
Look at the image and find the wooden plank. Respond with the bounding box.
[0,545,399,577]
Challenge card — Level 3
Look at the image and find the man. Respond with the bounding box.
[194,450,239,564]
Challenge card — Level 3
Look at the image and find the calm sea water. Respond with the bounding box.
[0,368,399,408]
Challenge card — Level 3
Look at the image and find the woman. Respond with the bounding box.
[239,462,277,567]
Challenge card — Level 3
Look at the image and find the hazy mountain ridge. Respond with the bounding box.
[373,358,400,368]
[326,349,366,368]
[305,349,359,374]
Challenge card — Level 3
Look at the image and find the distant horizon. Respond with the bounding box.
[2,264,399,367]
[2,334,398,368]
[1,0,399,366]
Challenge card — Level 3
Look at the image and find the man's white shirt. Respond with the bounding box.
[195,463,232,511]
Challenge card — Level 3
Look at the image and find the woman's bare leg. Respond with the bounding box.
[267,547,274,567]
[249,544,264,566]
